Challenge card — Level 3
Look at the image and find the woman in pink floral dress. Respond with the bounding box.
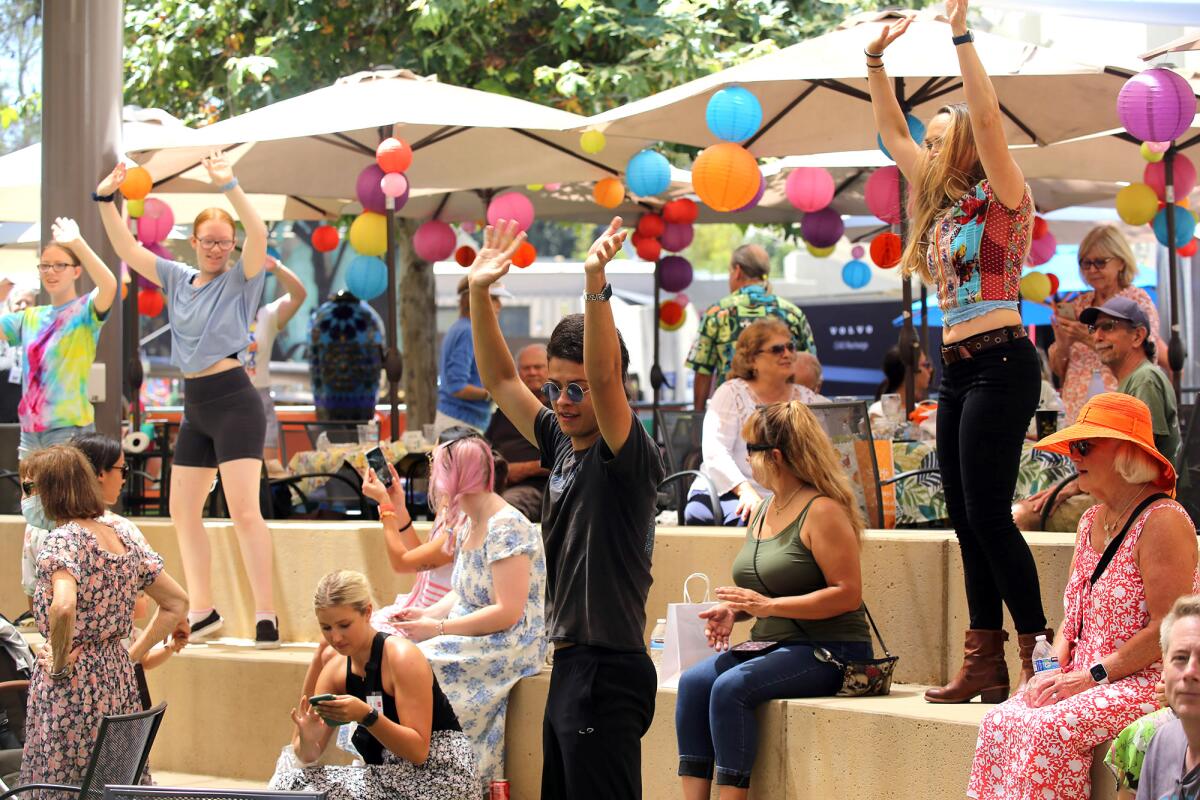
[967,393,1197,800]
[17,445,187,798]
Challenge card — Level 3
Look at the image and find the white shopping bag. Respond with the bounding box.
[659,572,719,688]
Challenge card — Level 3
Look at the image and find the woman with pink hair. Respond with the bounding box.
[393,433,547,792]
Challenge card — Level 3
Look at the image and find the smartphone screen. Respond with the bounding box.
[365,447,392,487]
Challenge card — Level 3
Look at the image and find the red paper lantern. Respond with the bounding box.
[1179,239,1199,257]
[869,232,903,269]
[454,246,477,267]
[658,299,685,329]
[512,242,537,268]
[376,137,413,174]
[137,288,165,317]
[1047,273,1061,295]
[1032,216,1049,240]
[636,213,665,238]
[635,237,662,262]
[312,225,340,253]
[691,143,759,212]
[662,198,698,225]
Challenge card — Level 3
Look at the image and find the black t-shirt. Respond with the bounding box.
[534,406,664,651]
[486,408,543,484]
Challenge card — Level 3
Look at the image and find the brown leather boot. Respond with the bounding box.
[1017,628,1055,689]
[925,629,1010,704]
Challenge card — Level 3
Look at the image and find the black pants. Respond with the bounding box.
[938,336,1046,632]
[542,645,657,800]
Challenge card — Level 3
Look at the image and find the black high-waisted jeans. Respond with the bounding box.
[937,335,1046,632]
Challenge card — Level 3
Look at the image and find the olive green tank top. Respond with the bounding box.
[731,496,870,643]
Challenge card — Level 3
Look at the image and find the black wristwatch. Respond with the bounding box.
[584,282,612,303]
[952,30,974,46]
[1089,662,1110,685]
[361,708,380,728]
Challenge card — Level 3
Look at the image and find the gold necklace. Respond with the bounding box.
[773,486,803,511]
[1102,485,1146,538]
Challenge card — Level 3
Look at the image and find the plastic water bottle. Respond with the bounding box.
[1031,634,1060,676]
[1084,368,1106,403]
[650,619,666,669]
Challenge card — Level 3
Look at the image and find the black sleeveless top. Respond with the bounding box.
[345,631,461,765]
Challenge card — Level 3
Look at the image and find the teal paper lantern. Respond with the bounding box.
[346,255,387,300]
[842,259,871,290]
[1152,205,1197,248]
[877,114,927,161]
[626,150,671,197]
[705,86,763,143]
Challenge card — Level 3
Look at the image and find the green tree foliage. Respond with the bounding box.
[0,0,41,154]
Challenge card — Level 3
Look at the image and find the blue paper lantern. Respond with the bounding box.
[266,245,282,261]
[346,255,387,300]
[1152,205,1197,248]
[626,150,671,197]
[877,114,927,161]
[842,259,871,290]
[705,86,763,143]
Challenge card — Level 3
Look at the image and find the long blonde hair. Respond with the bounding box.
[902,104,985,282]
[743,401,865,539]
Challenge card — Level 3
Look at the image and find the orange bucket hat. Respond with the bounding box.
[1034,392,1176,493]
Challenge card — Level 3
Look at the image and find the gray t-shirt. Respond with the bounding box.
[1137,716,1200,800]
[534,406,664,651]
[155,256,266,374]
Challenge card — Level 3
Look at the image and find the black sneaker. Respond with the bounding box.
[189,610,224,641]
[255,617,281,650]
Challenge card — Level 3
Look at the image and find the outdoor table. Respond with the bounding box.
[286,439,410,496]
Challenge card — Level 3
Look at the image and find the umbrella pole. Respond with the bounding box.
[651,261,662,440]
[897,171,917,417]
[125,221,142,434]
[1164,147,1186,403]
[381,128,401,442]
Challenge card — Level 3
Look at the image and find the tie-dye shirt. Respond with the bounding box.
[0,289,109,433]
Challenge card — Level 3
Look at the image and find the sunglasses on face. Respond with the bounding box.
[1088,320,1130,335]
[758,342,798,357]
[542,382,591,404]
[1068,439,1094,458]
[1079,257,1115,272]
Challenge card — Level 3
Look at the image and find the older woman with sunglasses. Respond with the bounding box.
[1049,224,1167,424]
[685,319,824,526]
[967,392,1197,800]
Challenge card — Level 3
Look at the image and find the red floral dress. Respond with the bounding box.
[967,500,1198,800]
[19,517,163,798]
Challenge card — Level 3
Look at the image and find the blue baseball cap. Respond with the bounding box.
[1079,296,1150,330]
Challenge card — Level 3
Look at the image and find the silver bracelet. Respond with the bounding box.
[49,664,72,681]
[436,619,445,636]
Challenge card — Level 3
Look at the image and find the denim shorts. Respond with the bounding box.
[18,423,95,461]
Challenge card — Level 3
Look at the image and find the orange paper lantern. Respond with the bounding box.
[691,143,759,212]
[375,137,413,174]
[120,166,153,201]
[869,232,903,269]
[454,246,477,267]
[512,242,537,268]
[593,178,625,209]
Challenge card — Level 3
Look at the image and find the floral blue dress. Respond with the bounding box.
[418,506,547,788]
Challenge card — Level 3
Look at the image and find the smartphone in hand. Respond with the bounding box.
[308,693,336,705]
[365,447,393,488]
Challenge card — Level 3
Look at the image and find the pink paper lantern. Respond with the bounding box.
[1027,230,1057,266]
[801,207,844,248]
[356,164,387,213]
[133,197,175,245]
[864,166,901,224]
[1147,141,1171,154]
[851,245,865,260]
[1118,68,1197,144]
[661,223,694,253]
[1144,153,1197,201]
[659,256,693,293]
[486,191,535,232]
[380,172,409,199]
[413,220,457,263]
[785,167,835,213]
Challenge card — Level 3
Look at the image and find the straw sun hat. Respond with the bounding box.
[1033,392,1176,493]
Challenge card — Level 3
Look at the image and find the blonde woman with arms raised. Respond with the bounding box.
[868,0,1048,703]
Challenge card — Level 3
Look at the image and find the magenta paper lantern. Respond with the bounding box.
[659,256,693,293]
[1117,67,1197,144]
[487,191,535,232]
[661,223,694,253]
[356,163,387,213]
[785,167,835,213]
[1144,153,1197,201]
[413,220,457,263]
[864,166,901,224]
[133,197,175,245]
[734,173,767,212]
[1027,231,1057,266]
[801,207,844,248]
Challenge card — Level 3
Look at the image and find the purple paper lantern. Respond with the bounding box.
[734,173,766,212]
[658,256,693,293]
[661,223,695,253]
[356,164,387,213]
[1117,67,1197,144]
[801,207,845,248]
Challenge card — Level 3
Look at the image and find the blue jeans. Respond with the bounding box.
[675,640,872,788]
[18,423,94,460]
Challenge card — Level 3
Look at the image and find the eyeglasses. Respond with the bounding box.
[1088,320,1131,335]
[1068,439,1094,458]
[21,480,34,495]
[113,463,131,479]
[37,262,76,272]
[196,238,236,251]
[757,342,797,357]
[1079,257,1115,272]
[542,382,591,404]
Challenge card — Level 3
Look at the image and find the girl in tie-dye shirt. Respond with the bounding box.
[0,218,117,458]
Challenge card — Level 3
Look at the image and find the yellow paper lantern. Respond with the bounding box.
[1020,272,1052,303]
[126,199,145,219]
[806,242,836,258]
[593,177,625,209]
[1141,142,1165,163]
[348,211,388,256]
[1115,183,1160,226]
[691,143,760,212]
[580,130,607,155]
[526,183,544,191]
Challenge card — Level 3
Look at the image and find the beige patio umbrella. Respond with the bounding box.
[1142,33,1200,62]
[1012,119,1200,183]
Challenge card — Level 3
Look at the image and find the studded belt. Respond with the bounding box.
[940,325,1028,364]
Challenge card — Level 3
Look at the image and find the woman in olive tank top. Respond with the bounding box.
[676,402,873,799]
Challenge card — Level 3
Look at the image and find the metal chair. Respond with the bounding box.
[651,408,724,525]
[0,703,166,800]
[806,401,885,528]
[105,790,325,800]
